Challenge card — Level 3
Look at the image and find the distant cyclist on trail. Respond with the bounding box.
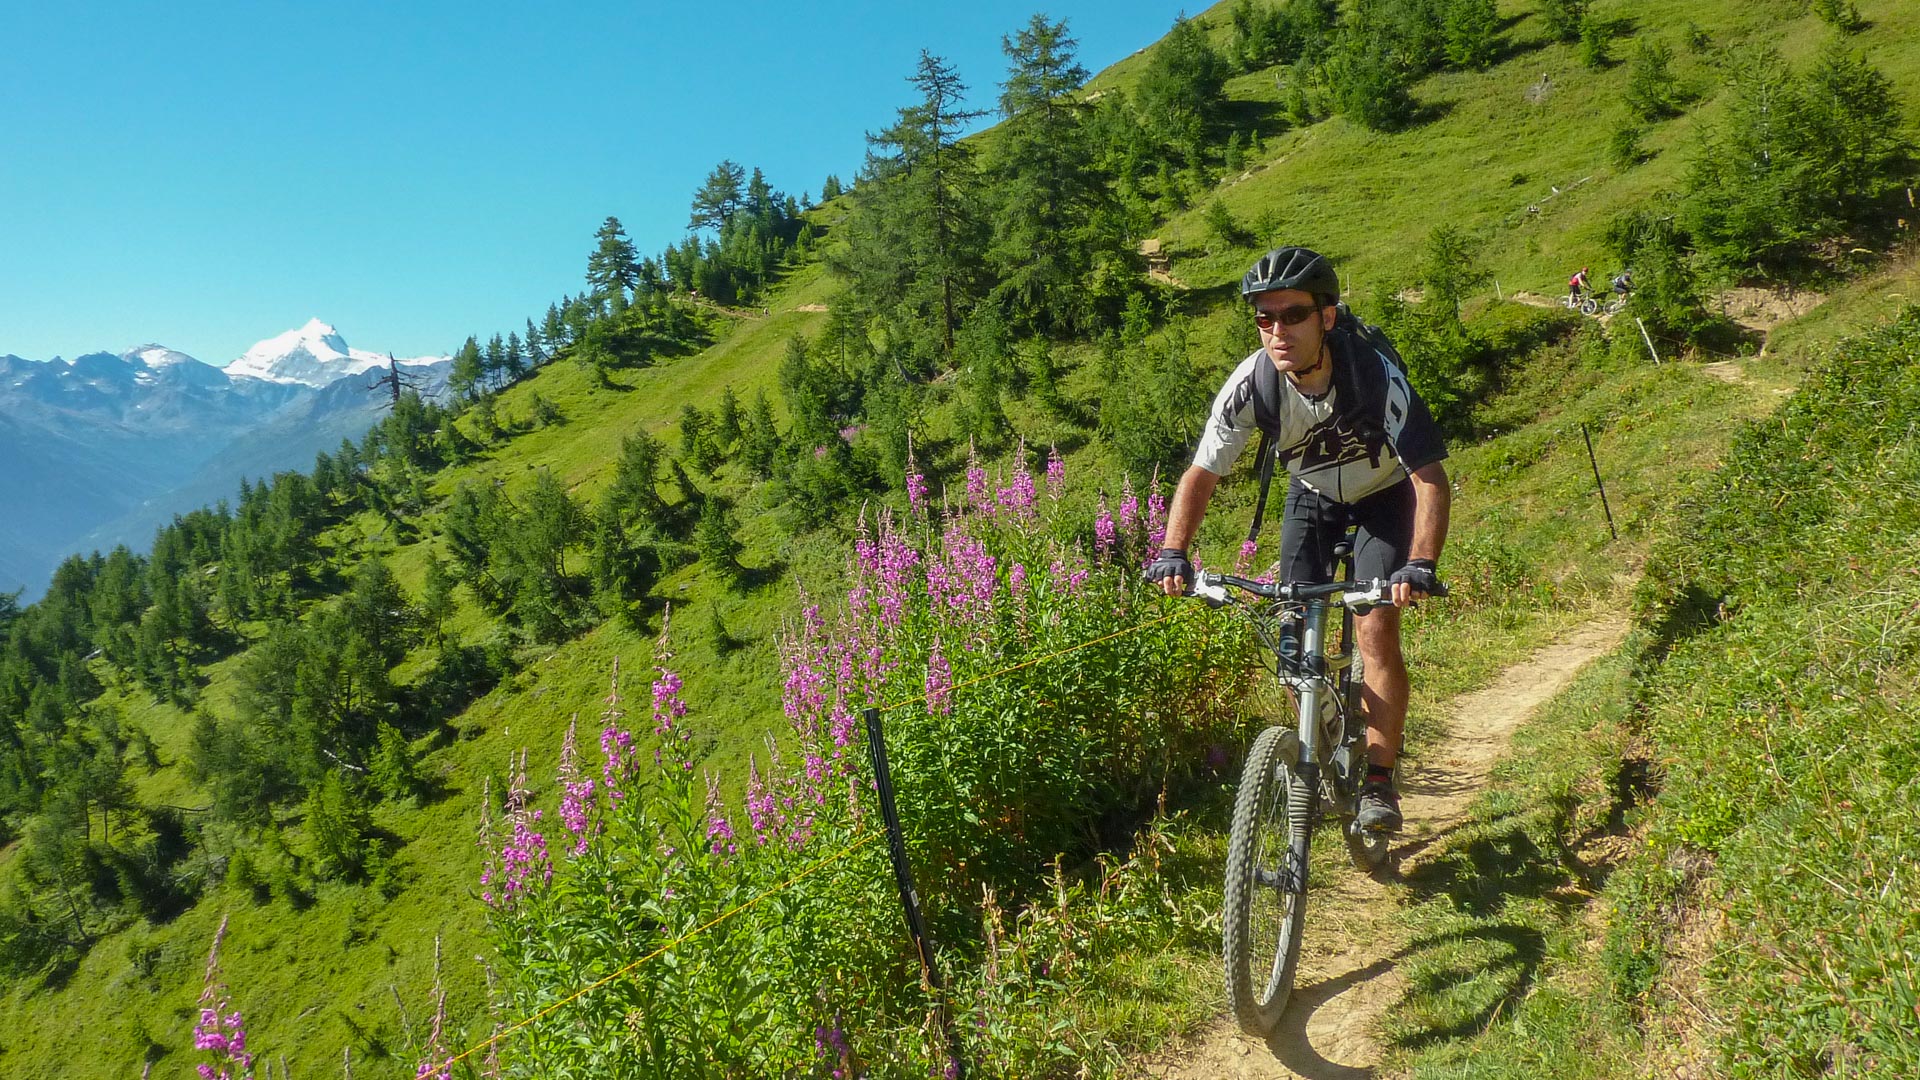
[1611,269,1633,298]
[1144,247,1452,832]
[1568,266,1591,301]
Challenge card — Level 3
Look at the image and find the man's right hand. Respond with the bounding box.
[1145,548,1195,596]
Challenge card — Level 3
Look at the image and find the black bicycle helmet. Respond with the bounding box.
[1241,246,1339,302]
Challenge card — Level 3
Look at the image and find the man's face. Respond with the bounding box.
[1252,288,1335,373]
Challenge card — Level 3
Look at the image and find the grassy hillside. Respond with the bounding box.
[4,0,1917,1075]
[1369,308,1920,1079]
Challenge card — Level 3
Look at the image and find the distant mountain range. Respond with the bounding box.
[0,320,449,598]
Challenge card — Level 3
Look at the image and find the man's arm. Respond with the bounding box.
[1391,461,1451,606]
[1407,461,1450,563]
[1153,465,1221,595]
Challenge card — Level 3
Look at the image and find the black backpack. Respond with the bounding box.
[1244,306,1406,544]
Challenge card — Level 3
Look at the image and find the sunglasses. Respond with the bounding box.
[1253,304,1322,330]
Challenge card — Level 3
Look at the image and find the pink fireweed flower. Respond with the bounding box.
[996,439,1037,517]
[1008,563,1027,596]
[476,775,498,903]
[704,772,737,857]
[651,669,687,735]
[1118,476,1140,536]
[927,525,996,624]
[839,424,863,443]
[905,439,929,511]
[964,442,992,516]
[803,752,830,805]
[1236,539,1258,574]
[746,754,780,845]
[193,917,256,1080]
[817,1017,853,1078]
[1045,445,1065,500]
[1094,496,1116,556]
[599,657,632,798]
[873,522,922,632]
[854,514,879,576]
[926,637,953,715]
[497,750,553,903]
[557,716,597,856]
[828,703,857,751]
[783,654,830,729]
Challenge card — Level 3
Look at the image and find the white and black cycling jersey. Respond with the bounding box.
[1192,328,1448,504]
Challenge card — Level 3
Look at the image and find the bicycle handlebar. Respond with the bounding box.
[1189,570,1448,608]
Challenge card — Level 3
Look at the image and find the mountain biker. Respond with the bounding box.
[1568,266,1591,301]
[1144,247,1452,832]
[1611,269,1633,297]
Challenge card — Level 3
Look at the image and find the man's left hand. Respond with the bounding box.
[1389,558,1442,606]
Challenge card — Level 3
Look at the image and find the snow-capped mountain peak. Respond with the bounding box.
[223,318,448,388]
[123,344,203,369]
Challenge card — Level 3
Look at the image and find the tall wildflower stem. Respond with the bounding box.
[193,915,256,1080]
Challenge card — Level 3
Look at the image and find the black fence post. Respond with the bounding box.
[1582,423,1618,541]
[865,707,964,1079]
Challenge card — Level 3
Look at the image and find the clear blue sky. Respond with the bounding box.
[0,1,1188,367]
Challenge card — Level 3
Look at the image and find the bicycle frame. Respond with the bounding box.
[1194,573,1385,822]
[1279,593,1362,811]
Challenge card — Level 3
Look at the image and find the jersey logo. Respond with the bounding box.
[1382,358,1412,442]
[1280,414,1385,473]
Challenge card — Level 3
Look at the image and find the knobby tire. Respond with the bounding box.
[1223,724,1311,1035]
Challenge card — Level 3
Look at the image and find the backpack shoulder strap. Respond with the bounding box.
[1246,428,1276,546]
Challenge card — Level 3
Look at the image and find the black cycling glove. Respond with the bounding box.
[1144,548,1195,592]
[1389,558,1443,596]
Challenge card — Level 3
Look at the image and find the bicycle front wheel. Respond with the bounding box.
[1223,724,1312,1035]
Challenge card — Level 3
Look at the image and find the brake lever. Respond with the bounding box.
[1191,579,1229,608]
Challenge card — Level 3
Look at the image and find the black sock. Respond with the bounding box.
[1366,763,1394,784]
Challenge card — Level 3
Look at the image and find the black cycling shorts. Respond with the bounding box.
[1276,477,1414,586]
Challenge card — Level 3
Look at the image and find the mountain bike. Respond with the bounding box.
[1562,291,1599,315]
[1564,290,1630,317]
[1193,544,1444,1035]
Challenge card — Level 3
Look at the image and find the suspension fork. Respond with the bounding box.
[1284,599,1330,893]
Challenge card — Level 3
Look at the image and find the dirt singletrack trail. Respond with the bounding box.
[1142,613,1632,1080]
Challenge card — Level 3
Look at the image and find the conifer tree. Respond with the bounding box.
[987,14,1129,335]
[689,161,747,231]
[714,385,744,449]
[503,332,526,383]
[694,496,744,585]
[586,216,640,301]
[840,52,989,356]
[483,334,507,391]
[742,389,783,478]
[419,555,455,645]
[1136,16,1226,156]
[523,319,546,365]
[1625,38,1682,121]
[448,336,485,402]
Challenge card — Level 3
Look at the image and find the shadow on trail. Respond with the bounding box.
[1388,923,1546,1048]
[1378,813,1575,1051]
[1267,955,1398,1079]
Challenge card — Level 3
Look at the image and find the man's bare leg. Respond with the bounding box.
[1356,605,1407,768]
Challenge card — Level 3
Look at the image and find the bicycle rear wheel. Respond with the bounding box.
[1223,724,1311,1035]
